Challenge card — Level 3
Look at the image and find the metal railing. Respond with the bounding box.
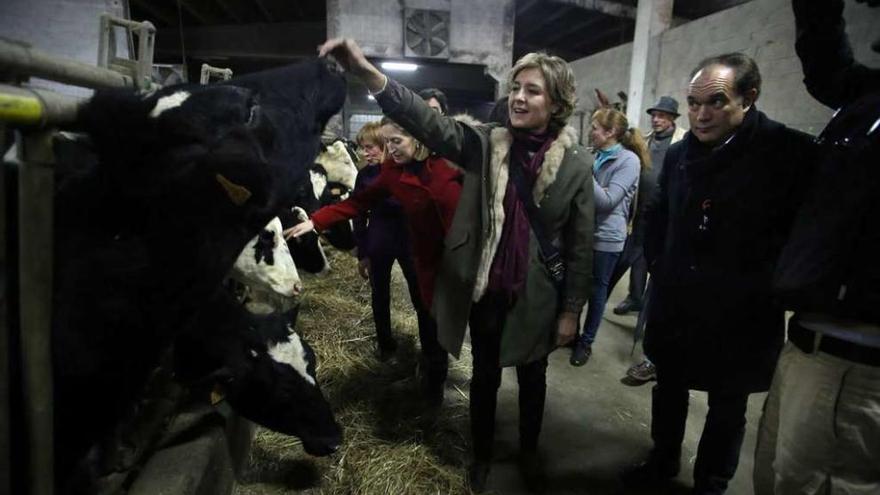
[1,14,149,495]
[200,63,233,84]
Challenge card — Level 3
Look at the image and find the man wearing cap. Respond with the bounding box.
[612,96,686,318]
[609,96,686,384]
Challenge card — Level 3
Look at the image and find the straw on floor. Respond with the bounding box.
[234,247,475,495]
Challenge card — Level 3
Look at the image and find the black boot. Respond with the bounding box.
[518,449,547,493]
[620,449,681,487]
[613,296,644,315]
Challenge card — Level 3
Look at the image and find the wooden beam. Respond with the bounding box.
[130,0,177,26]
[179,0,225,25]
[213,0,243,23]
[541,14,605,46]
[155,22,325,60]
[569,21,632,52]
[551,0,637,19]
[516,5,573,40]
[516,0,542,17]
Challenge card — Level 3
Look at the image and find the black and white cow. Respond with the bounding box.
[309,139,360,250]
[279,206,330,274]
[176,215,340,456]
[52,59,346,491]
[229,216,302,313]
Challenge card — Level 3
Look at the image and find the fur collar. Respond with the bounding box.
[472,125,579,301]
[488,125,578,204]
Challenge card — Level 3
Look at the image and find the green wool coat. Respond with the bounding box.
[377,80,595,366]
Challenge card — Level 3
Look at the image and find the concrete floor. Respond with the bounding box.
[480,278,766,495]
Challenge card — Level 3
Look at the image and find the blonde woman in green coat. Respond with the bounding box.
[320,39,595,492]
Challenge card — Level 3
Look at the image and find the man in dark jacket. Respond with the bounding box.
[624,53,815,494]
[754,1,880,493]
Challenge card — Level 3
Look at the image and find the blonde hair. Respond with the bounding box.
[507,52,577,132]
[379,117,430,162]
[356,121,385,148]
[356,121,385,164]
[591,108,651,171]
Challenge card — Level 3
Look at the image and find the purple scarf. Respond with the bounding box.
[487,126,556,299]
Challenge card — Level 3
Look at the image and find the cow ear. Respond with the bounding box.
[210,383,227,405]
[215,173,252,205]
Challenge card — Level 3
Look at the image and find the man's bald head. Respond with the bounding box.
[686,54,761,147]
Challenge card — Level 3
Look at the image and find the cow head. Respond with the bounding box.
[315,140,358,191]
[310,158,357,251]
[224,320,341,456]
[174,296,341,457]
[75,59,347,242]
[229,217,302,313]
[280,206,329,273]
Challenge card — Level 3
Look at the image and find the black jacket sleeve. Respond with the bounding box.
[793,0,880,109]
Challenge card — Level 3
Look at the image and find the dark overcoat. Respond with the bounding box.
[644,107,816,392]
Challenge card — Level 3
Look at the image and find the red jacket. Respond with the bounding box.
[311,156,462,307]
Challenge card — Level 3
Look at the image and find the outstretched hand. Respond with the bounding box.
[317,38,387,93]
[283,220,315,240]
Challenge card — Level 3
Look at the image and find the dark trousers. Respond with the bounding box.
[580,250,621,345]
[469,293,548,462]
[369,253,447,385]
[651,366,749,495]
[608,234,648,304]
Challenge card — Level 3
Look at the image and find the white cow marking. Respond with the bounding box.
[267,327,315,386]
[149,91,191,118]
[230,217,302,300]
[315,141,358,190]
[310,170,327,202]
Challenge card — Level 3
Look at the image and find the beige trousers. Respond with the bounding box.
[754,342,880,495]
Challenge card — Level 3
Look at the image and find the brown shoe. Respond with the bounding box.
[626,360,656,382]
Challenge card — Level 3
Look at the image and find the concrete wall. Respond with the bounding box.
[570,0,880,135]
[327,0,515,81]
[0,0,129,98]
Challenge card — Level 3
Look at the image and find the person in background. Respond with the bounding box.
[623,52,814,495]
[417,87,449,115]
[612,96,687,383]
[754,0,880,493]
[319,38,594,493]
[286,117,461,407]
[351,121,426,362]
[612,96,686,316]
[570,108,646,367]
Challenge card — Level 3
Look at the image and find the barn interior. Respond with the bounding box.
[2,0,879,494]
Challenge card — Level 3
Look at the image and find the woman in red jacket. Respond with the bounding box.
[285,116,462,406]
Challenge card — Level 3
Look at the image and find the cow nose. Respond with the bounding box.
[292,283,303,296]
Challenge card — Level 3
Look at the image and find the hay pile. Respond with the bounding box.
[234,247,475,495]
